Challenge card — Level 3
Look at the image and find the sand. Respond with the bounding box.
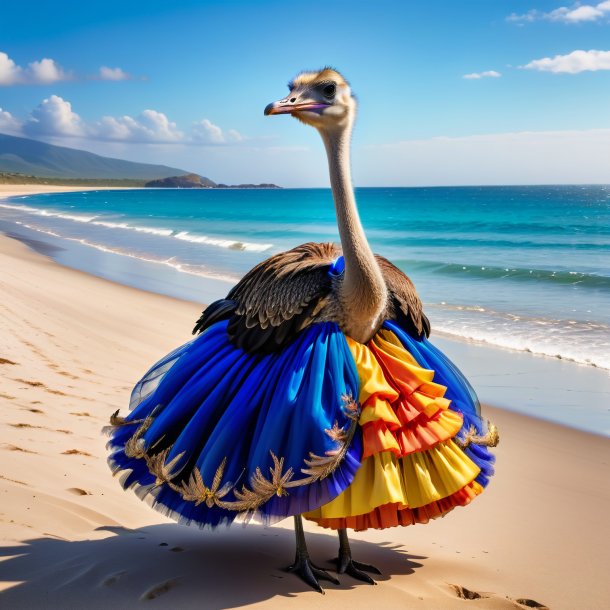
[1,186,609,609]
[0,185,134,198]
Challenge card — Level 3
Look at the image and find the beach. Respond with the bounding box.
[1,186,610,609]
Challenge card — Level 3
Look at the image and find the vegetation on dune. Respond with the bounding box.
[0,172,147,187]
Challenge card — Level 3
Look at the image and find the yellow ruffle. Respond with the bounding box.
[345,337,399,406]
[347,330,463,457]
[359,396,401,427]
[305,438,481,520]
[310,481,485,531]
[303,328,485,524]
[372,330,451,418]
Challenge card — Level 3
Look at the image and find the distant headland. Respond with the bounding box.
[0,133,279,188]
[145,173,281,189]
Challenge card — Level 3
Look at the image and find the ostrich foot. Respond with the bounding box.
[334,550,381,584]
[334,528,381,584]
[286,554,340,594]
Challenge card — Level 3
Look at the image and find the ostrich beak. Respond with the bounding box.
[264,97,330,116]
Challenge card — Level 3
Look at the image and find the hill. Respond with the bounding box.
[145,174,281,189]
[145,173,217,188]
[0,133,189,180]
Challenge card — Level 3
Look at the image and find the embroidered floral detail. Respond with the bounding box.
[147,447,186,487]
[113,393,361,515]
[123,413,154,459]
[109,409,146,427]
[179,458,233,507]
[456,420,500,449]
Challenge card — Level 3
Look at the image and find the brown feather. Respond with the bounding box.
[224,242,340,353]
[375,254,430,337]
[194,242,429,353]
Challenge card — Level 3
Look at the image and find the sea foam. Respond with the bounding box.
[0,202,273,252]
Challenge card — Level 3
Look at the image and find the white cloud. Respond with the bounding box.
[554,5,604,21]
[23,95,85,137]
[0,107,22,134]
[0,51,70,85]
[0,50,134,85]
[3,94,245,146]
[507,10,540,23]
[463,70,501,80]
[227,129,244,142]
[357,129,610,186]
[0,52,23,85]
[192,118,225,143]
[508,2,610,24]
[99,66,130,81]
[27,58,70,84]
[192,118,244,144]
[522,49,610,73]
[94,109,184,142]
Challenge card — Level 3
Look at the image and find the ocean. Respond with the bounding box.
[3,185,610,434]
[2,185,608,371]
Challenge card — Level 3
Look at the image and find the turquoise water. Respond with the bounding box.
[1,185,609,371]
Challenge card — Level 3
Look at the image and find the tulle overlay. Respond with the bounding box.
[304,322,495,530]
[107,320,363,528]
[107,319,495,531]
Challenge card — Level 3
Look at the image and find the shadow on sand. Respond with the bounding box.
[0,523,426,608]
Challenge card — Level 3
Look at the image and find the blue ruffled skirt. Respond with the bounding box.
[107,319,495,529]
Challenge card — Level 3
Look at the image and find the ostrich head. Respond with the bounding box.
[264,67,356,132]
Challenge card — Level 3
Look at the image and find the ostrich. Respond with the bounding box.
[107,68,497,594]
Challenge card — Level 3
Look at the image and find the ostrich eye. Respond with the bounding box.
[322,83,336,98]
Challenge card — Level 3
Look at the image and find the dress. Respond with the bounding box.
[107,256,496,531]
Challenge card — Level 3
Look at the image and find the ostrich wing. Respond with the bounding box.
[193,242,340,353]
[376,254,431,338]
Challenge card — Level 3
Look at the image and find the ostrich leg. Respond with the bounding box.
[335,528,381,584]
[286,515,339,593]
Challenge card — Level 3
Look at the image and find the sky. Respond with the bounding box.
[0,0,609,186]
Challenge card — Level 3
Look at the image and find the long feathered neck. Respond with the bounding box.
[320,121,387,340]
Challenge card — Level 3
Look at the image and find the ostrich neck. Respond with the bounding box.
[321,125,387,335]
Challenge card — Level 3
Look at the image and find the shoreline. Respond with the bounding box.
[2,185,609,437]
[0,184,139,198]
[2,184,607,370]
[0,227,609,609]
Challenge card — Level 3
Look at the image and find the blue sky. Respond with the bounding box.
[1,0,609,186]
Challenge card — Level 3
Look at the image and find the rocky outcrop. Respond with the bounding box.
[145,173,217,188]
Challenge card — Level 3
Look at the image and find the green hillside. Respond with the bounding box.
[0,133,190,180]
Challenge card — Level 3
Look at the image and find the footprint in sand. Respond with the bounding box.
[3,444,37,454]
[58,370,80,380]
[66,487,92,496]
[100,570,127,587]
[14,378,45,387]
[12,378,69,396]
[0,474,29,486]
[61,449,92,456]
[9,423,71,435]
[449,584,489,600]
[515,600,549,610]
[449,585,548,610]
[140,578,181,601]
[9,423,44,430]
